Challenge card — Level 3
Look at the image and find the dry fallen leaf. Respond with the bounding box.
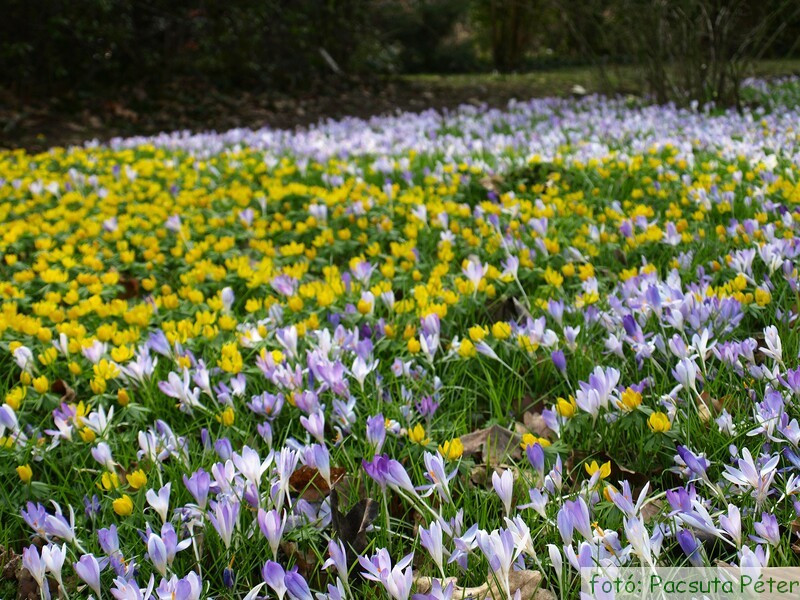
[330,488,379,563]
[289,465,346,502]
[50,380,76,403]
[460,424,522,466]
[522,411,553,439]
[640,498,664,524]
[415,569,555,599]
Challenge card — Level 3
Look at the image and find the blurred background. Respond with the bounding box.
[2,0,800,149]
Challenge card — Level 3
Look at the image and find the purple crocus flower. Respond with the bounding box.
[419,520,446,577]
[258,508,287,559]
[23,546,50,600]
[322,538,349,586]
[215,437,233,460]
[300,411,325,443]
[556,503,574,545]
[285,568,314,600]
[675,445,711,483]
[91,442,115,470]
[44,503,77,544]
[565,497,592,541]
[84,494,101,521]
[677,529,705,566]
[98,524,121,557]
[363,455,417,496]
[155,571,202,600]
[74,553,103,598]
[720,504,742,547]
[415,396,440,419]
[412,579,454,600]
[492,470,514,515]
[526,443,545,483]
[183,468,210,509]
[551,349,567,374]
[366,414,386,453]
[207,498,240,549]
[262,560,287,599]
[359,550,414,600]
[752,512,780,547]
[475,529,514,598]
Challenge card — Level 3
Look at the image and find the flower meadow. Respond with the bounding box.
[4,79,800,600]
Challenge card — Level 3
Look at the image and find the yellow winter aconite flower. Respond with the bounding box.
[219,342,243,373]
[127,469,147,490]
[408,423,430,445]
[584,460,611,479]
[5,387,26,410]
[457,338,476,358]
[101,471,121,491]
[648,412,671,433]
[543,267,563,288]
[113,495,134,516]
[117,389,131,406]
[491,321,511,339]
[111,345,134,362]
[618,387,642,412]
[556,396,576,418]
[32,375,49,394]
[216,406,236,426]
[16,464,33,483]
[468,325,488,342]
[438,438,464,460]
[520,432,550,450]
[94,359,120,381]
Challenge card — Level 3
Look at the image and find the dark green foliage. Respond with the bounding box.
[1,0,372,95]
[1,0,799,102]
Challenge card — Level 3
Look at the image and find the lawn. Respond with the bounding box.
[2,77,800,599]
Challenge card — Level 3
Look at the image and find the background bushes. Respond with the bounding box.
[2,0,799,103]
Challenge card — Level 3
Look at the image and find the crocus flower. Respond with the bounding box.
[207,498,240,549]
[258,508,286,559]
[183,469,210,509]
[677,529,705,566]
[366,414,386,453]
[41,543,66,591]
[492,469,514,515]
[232,445,273,490]
[145,482,171,523]
[475,529,515,598]
[74,553,103,599]
[722,447,779,507]
[285,568,314,600]
[359,550,414,600]
[752,512,780,547]
[262,560,287,599]
[419,520,446,577]
[23,545,50,600]
[322,538,349,587]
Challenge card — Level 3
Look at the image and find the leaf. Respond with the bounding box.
[330,488,378,563]
[117,274,140,300]
[460,424,522,466]
[640,498,664,524]
[279,540,316,579]
[415,569,555,599]
[289,465,346,502]
[522,411,554,440]
[50,380,76,403]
